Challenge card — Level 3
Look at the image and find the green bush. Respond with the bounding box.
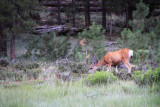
[74,22,106,61]
[26,32,71,61]
[132,71,144,85]
[0,70,24,81]
[14,62,39,70]
[86,71,117,85]
[0,62,42,81]
[56,59,88,74]
[132,67,160,85]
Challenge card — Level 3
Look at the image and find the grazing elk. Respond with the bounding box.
[88,48,133,73]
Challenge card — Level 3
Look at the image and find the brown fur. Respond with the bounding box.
[79,38,86,47]
[89,48,132,73]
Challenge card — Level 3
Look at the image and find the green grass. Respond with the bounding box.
[0,79,160,107]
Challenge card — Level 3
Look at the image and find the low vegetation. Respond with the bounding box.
[86,71,117,85]
[132,67,160,86]
[0,78,160,107]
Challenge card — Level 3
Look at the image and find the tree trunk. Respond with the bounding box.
[102,0,106,29]
[126,1,129,29]
[110,14,113,36]
[0,32,7,57]
[10,35,15,60]
[85,0,91,28]
[57,0,61,25]
[109,0,113,36]
[72,0,75,27]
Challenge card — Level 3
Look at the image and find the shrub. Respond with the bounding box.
[26,32,71,61]
[132,71,144,85]
[0,58,10,67]
[0,70,24,81]
[74,22,106,62]
[86,71,117,85]
[56,59,88,74]
[14,62,39,70]
[0,62,42,81]
[132,67,160,85]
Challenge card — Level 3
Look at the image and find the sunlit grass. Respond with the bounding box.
[0,79,160,107]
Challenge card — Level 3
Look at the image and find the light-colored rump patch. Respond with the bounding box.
[129,50,133,57]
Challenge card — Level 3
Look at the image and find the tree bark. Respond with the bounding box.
[10,35,15,60]
[57,0,61,25]
[72,0,75,27]
[102,0,106,29]
[85,0,91,28]
[109,0,113,36]
[110,14,113,36]
[126,0,129,29]
[0,30,7,57]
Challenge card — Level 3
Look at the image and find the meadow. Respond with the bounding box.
[0,78,160,107]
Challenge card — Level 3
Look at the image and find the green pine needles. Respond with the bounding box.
[26,32,71,61]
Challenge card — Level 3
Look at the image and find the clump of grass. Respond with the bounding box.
[85,71,117,85]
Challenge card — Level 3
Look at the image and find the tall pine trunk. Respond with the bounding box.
[85,0,90,28]
[109,14,113,36]
[126,0,129,29]
[57,0,61,25]
[10,4,16,61]
[10,35,15,60]
[102,0,106,29]
[72,0,75,27]
[109,0,113,36]
[0,31,7,57]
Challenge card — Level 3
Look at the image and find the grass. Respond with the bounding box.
[0,79,160,107]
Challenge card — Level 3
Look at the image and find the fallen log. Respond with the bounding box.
[42,1,101,7]
[46,7,110,12]
[35,25,83,35]
[105,41,117,47]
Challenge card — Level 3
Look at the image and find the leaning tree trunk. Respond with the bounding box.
[102,0,106,29]
[57,0,61,25]
[85,0,91,28]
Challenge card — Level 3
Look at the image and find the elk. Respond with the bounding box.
[79,38,86,47]
[88,48,133,73]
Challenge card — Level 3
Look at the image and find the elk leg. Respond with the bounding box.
[115,65,118,73]
[122,60,131,73]
[107,64,111,72]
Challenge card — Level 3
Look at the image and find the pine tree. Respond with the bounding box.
[118,1,160,66]
[0,0,39,60]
